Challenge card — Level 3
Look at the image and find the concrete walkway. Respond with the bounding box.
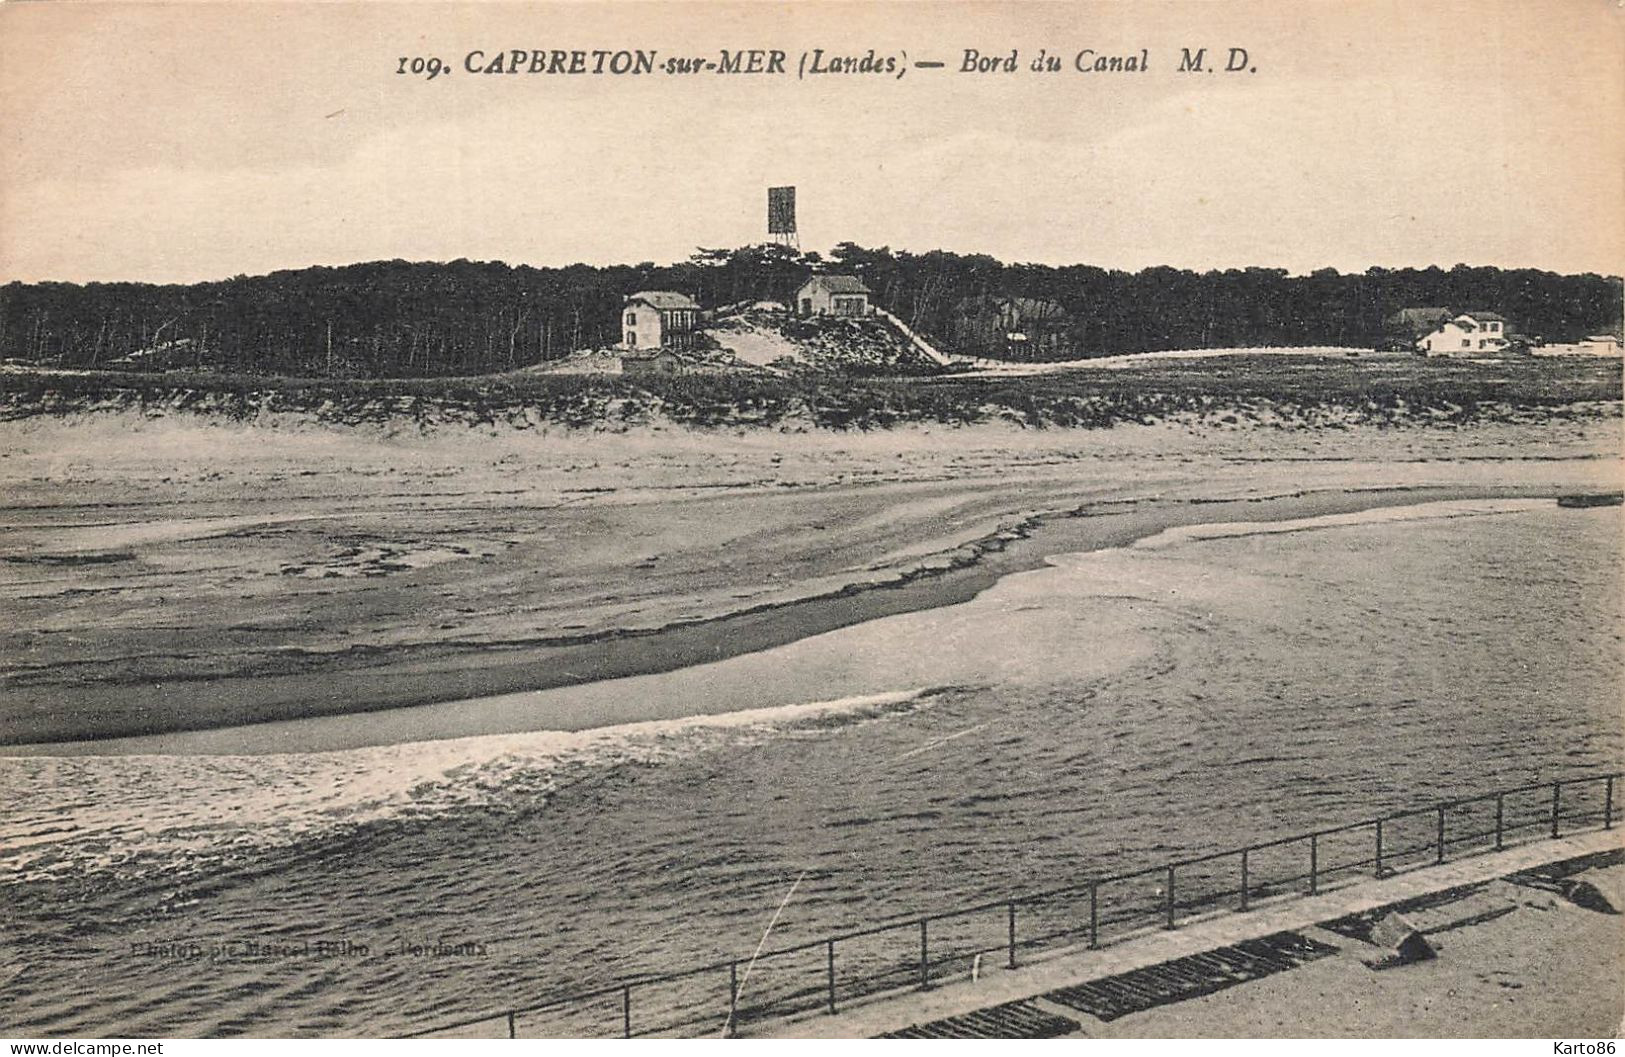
[750,829,1623,1038]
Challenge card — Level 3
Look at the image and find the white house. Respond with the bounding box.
[1572,334,1623,356]
[623,291,701,350]
[1533,333,1624,357]
[1417,311,1511,356]
[794,275,871,317]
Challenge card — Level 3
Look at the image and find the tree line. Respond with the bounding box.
[1,245,1618,376]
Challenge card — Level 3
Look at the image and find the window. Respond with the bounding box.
[627,331,637,347]
[1490,322,1500,332]
[625,311,636,327]
[1462,339,1471,348]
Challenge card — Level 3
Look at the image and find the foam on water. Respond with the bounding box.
[0,687,938,885]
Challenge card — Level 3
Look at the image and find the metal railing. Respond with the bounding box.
[401,771,1619,1039]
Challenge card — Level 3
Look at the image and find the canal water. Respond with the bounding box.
[2,499,1619,1036]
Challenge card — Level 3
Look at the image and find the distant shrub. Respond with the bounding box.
[1,355,1618,431]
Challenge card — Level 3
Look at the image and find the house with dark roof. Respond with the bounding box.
[621,348,687,375]
[1386,307,1513,356]
[794,275,871,317]
[1384,307,1456,340]
[953,295,1071,359]
[623,291,701,350]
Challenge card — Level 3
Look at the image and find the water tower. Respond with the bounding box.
[767,186,799,250]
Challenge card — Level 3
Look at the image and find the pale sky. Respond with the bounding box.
[2,0,1622,283]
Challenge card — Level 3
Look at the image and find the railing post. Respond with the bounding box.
[1607,776,1616,830]
[1239,848,1249,911]
[1007,902,1017,970]
[1165,865,1176,929]
[1495,792,1505,850]
[1551,782,1562,838]
[1309,835,1318,895]
[918,919,929,990]
[1375,818,1385,877]
[826,939,837,1014]
[1088,882,1099,949]
[622,984,632,1039]
[728,961,738,1036]
[506,1011,516,1040]
[1436,805,1446,864]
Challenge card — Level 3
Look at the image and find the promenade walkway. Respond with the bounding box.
[754,830,1623,1038]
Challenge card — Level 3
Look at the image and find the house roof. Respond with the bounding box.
[1385,307,1456,334]
[1007,297,1066,316]
[800,275,871,295]
[1459,310,1507,323]
[958,295,1068,319]
[626,290,700,310]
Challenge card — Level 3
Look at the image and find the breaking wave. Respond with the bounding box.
[0,687,942,887]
